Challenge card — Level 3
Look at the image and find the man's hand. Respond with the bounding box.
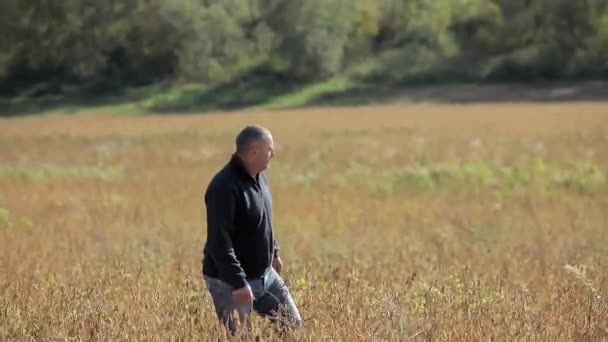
[232,284,254,308]
[272,256,283,274]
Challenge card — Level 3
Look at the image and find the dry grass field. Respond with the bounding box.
[1,103,607,341]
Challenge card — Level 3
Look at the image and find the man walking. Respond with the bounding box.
[201,125,302,334]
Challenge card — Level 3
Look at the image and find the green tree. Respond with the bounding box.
[266,0,359,80]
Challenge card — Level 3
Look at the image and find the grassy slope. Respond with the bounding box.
[2,48,608,117]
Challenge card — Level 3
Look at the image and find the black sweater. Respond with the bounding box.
[202,154,279,289]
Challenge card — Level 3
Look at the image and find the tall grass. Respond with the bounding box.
[0,103,607,340]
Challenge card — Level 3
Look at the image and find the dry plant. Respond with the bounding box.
[0,103,607,341]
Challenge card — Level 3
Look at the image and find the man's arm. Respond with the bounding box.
[261,172,280,259]
[205,184,247,289]
[272,239,283,274]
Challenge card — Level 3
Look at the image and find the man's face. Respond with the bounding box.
[247,134,275,173]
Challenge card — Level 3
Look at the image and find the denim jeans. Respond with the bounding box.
[204,267,302,333]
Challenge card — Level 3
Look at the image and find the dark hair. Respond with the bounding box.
[235,125,270,153]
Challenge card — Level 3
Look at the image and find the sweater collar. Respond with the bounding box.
[229,153,259,184]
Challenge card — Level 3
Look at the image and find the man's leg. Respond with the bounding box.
[204,276,252,334]
[254,268,302,330]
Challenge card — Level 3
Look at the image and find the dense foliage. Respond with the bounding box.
[1,0,607,96]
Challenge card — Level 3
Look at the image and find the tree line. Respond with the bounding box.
[1,0,607,97]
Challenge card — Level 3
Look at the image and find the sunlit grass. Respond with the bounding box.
[0,103,607,340]
[332,159,608,193]
[0,164,122,182]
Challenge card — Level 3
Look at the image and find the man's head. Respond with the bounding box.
[235,125,275,175]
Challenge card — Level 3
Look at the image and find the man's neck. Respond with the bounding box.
[235,153,259,180]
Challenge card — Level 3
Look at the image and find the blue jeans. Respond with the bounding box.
[204,268,302,333]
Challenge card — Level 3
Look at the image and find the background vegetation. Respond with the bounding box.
[2,0,608,114]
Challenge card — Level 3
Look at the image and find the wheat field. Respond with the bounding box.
[1,103,607,341]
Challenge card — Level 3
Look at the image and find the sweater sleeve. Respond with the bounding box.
[204,184,247,289]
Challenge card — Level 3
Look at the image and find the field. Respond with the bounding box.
[1,103,607,341]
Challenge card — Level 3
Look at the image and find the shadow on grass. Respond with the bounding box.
[2,63,608,117]
[0,80,169,117]
[0,67,302,116]
[308,80,608,107]
[142,68,300,114]
[306,48,608,106]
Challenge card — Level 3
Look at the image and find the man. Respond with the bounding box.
[201,125,302,334]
